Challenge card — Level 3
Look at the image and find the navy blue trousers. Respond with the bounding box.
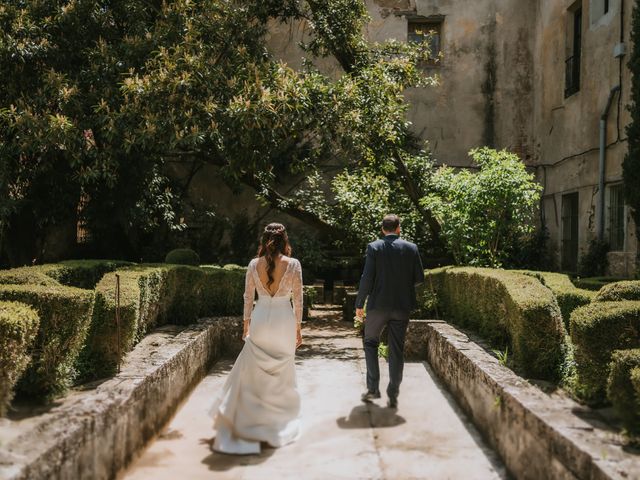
[363,309,409,399]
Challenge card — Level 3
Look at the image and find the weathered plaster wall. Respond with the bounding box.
[533,0,637,274]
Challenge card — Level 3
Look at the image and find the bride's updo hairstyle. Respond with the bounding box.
[257,222,292,287]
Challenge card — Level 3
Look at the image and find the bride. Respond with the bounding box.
[208,222,303,454]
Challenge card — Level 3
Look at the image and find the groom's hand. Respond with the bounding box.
[355,308,365,320]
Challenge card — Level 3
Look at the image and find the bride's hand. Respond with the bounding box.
[295,327,302,349]
[242,319,250,340]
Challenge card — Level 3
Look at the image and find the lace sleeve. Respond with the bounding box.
[243,260,256,321]
[292,259,303,325]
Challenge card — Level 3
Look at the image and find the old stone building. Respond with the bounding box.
[267,0,637,276]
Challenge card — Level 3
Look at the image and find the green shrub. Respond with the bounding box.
[78,264,245,380]
[578,238,610,277]
[572,276,625,291]
[571,301,640,403]
[414,266,451,318]
[165,248,200,266]
[426,267,566,380]
[517,270,595,329]
[0,301,39,416]
[0,260,134,290]
[198,266,244,316]
[0,284,95,399]
[302,285,317,321]
[607,349,640,433]
[77,266,171,380]
[595,280,640,302]
[0,266,61,287]
[43,260,135,289]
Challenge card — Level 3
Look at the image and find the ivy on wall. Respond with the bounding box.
[624,0,640,266]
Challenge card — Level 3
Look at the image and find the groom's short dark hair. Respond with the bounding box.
[381,214,400,232]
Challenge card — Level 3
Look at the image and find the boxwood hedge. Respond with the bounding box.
[0,301,39,415]
[607,348,640,433]
[572,276,625,291]
[570,301,640,403]
[43,259,134,289]
[165,248,200,266]
[0,260,133,290]
[0,284,95,399]
[78,264,245,380]
[0,266,61,287]
[517,270,595,329]
[425,267,566,380]
[595,280,640,302]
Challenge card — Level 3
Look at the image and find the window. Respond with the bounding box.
[561,192,579,272]
[591,0,611,23]
[608,184,625,251]
[408,18,443,65]
[76,193,91,244]
[565,4,582,97]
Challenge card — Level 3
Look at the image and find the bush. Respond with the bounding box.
[608,349,640,433]
[426,267,566,380]
[595,280,640,302]
[44,259,135,289]
[0,301,39,416]
[0,284,95,399]
[570,301,640,403]
[0,266,61,287]
[578,238,610,277]
[572,276,624,291]
[78,264,245,380]
[77,266,172,380]
[422,148,543,267]
[303,285,317,321]
[0,260,134,290]
[165,248,200,266]
[196,266,245,317]
[517,270,595,329]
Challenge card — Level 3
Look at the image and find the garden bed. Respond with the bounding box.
[0,317,243,480]
[406,319,639,480]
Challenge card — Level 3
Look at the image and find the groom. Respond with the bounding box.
[355,214,424,409]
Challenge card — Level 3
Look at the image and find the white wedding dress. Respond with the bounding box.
[208,256,303,454]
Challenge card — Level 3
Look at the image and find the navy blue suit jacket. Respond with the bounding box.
[355,234,425,312]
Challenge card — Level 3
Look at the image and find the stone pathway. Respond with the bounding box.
[119,310,507,480]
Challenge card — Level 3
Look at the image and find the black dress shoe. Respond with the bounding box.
[361,391,381,403]
[387,397,398,409]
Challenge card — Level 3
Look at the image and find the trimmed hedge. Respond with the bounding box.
[570,301,640,403]
[0,284,95,399]
[595,280,640,302]
[78,266,172,380]
[0,260,133,290]
[43,259,134,289]
[78,264,245,380]
[426,267,566,380]
[517,270,595,329]
[572,276,625,291]
[607,349,640,433]
[0,267,60,287]
[0,301,39,416]
[165,248,200,266]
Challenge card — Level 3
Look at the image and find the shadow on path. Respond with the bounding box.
[336,404,406,429]
[200,437,276,471]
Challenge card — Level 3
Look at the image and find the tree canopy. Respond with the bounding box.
[0,0,442,264]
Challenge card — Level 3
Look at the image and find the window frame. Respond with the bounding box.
[565,2,583,98]
[607,183,626,251]
[407,16,444,67]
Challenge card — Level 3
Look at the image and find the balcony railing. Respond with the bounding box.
[565,55,580,98]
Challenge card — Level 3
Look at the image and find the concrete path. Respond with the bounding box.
[120,310,507,480]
